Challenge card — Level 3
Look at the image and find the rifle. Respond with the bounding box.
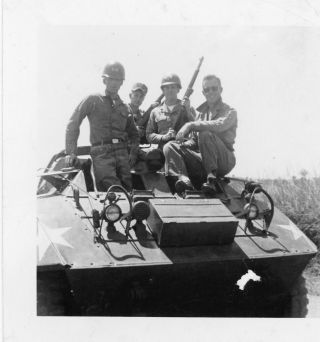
[135,93,164,129]
[173,56,204,130]
[183,56,204,100]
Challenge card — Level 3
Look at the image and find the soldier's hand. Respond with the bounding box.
[65,154,78,167]
[168,128,176,139]
[176,123,192,142]
[129,148,139,167]
[181,139,195,148]
[162,129,176,142]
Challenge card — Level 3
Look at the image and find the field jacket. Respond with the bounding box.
[188,98,237,152]
[146,100,194,144]
[65,92,139,155]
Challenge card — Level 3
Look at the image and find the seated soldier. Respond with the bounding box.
[65,61,140,191]
[146,73,195,150]
[128,82,149,144]
[164,74,237,194]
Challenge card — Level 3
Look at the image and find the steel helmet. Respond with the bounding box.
[101,61,125,80]
[161,73,182,89]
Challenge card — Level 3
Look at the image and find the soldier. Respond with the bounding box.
[146,73,195,149]
[65,61,140,191]
[165,74,237,194]
[128,82,148,143]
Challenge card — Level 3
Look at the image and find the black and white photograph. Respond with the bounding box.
[2,0,320,341]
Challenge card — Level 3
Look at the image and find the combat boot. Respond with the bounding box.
[175,175,194,195]
[201,172,217,194]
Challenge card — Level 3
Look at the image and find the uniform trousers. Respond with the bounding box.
[90,142,132,191]
[163,131,235,188]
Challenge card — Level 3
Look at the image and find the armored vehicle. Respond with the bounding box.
[37,146,317,316]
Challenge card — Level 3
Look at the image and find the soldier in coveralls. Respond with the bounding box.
[65,61,140,191]
[146,73,195,149]
[165,74,237,194]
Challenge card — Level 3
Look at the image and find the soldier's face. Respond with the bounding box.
[129,90,145,108]
[202,78,222,104]
[162,84,180,102]
[104,77,123,95]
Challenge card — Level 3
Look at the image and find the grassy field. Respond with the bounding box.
[260,175,320,294]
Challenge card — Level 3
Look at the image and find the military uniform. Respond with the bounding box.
[163,98,237,184]
[130,106,145,124]
[146,100,194,147]
[128,104,147,144]
[65,92,139,190]
[127,82,149,144]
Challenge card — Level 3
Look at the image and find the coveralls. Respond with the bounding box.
[65,92,139,191]
[146,100,195,148]
[163,98,237,186]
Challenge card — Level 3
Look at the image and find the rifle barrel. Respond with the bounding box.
[184,56,204,98]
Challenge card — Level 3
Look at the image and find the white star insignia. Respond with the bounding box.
[278,220,304,240]
[37,219,73,260]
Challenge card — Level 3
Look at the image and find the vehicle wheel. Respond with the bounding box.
[37,271,76,316]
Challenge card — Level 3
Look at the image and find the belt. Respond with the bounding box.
[92,138,125,147]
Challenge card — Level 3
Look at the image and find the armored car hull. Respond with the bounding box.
[37,147,317,316]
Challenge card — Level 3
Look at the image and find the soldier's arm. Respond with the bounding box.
[146,110,165,144]
[190,109,237,133]
[181,111,198,149]
[184,130,198,149]
[65,96,94,155]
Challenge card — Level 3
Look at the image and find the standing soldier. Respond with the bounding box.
[167,74,237,194]
[146,73,195,149]
[65,61,140,191]
[128,82,148,143]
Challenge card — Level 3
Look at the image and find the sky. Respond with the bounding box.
[37,24,320,178]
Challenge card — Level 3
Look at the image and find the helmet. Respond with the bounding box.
[101,61,125,80]
[161,73,181,89]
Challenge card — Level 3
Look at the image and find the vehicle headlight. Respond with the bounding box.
[132,201,150,221]
[244,203,259,220]
[104,204,122,222]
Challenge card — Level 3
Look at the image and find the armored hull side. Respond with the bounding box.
[37,149,317,316]
[38,252,312,316]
